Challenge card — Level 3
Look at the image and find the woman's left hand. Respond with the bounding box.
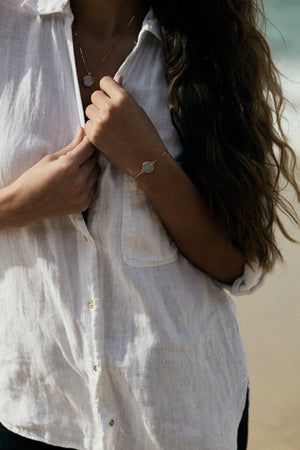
[85,75,167,178]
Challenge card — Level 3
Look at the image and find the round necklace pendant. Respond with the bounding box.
[82,75,94,88]
[142,161,154,173]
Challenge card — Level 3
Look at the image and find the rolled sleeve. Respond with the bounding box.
[213,262,268,296]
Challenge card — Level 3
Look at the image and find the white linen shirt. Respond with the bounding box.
[0,1,266,449]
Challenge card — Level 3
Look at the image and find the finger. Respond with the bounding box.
[69,136,96,166]
[70,125,85,147]
[55,126,85,157]
[90,89,110,109]
[114,74,123,86]
[99,75,125,98]
[87,165,100,191]
[80,152,99,179]
[85,120,98,147]
[85,103,102,122]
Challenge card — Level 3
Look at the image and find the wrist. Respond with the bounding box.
[133,150,168,180]
[134,149,176,192]
[128,141,170,179]
[0,182,31,229]
[0,184,16,228]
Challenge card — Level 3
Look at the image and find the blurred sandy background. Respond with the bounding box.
[236,2,300,448]
[236,208,299,450]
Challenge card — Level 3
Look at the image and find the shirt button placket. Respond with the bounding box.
[89,302,98,375]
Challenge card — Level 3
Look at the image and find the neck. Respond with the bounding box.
[71,0,149,37]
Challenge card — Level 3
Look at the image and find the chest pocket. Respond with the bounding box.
[121,174,178,267]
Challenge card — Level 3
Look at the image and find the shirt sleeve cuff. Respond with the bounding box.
[213,261,268,296]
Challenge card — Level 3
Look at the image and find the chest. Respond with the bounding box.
[72,32,137,114]
[0,16,182,188]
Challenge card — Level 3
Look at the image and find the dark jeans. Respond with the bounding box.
[0,424,75,450]
[0,389,249,449]
[237,386,249,450]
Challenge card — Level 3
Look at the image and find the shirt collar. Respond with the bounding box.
[21,0,71,15]
[141,7,162,41]
[20,1,161,41]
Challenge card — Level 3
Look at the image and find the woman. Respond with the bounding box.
[0,0,298,449]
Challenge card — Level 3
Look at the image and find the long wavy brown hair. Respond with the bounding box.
[151,0,300,271]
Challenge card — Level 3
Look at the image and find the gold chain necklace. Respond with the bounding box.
[73,15,135,88]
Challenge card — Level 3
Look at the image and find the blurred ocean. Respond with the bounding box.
[264,0,300,152]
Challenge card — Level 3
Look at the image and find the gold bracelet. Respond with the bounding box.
[134,151,168,180]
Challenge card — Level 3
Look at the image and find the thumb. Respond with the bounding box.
[69,126,84,148]
[114,74,123,86]
[55,126,84,157]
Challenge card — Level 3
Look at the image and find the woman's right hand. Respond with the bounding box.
[0,126,100,228]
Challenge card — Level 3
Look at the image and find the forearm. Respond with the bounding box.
[84,75,244,282]
[0,185,18,229]
[135,150,244,283]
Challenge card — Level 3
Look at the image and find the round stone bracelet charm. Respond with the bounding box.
[134,151,168,180]
[82,75,94,88]
[142,161,154,173]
